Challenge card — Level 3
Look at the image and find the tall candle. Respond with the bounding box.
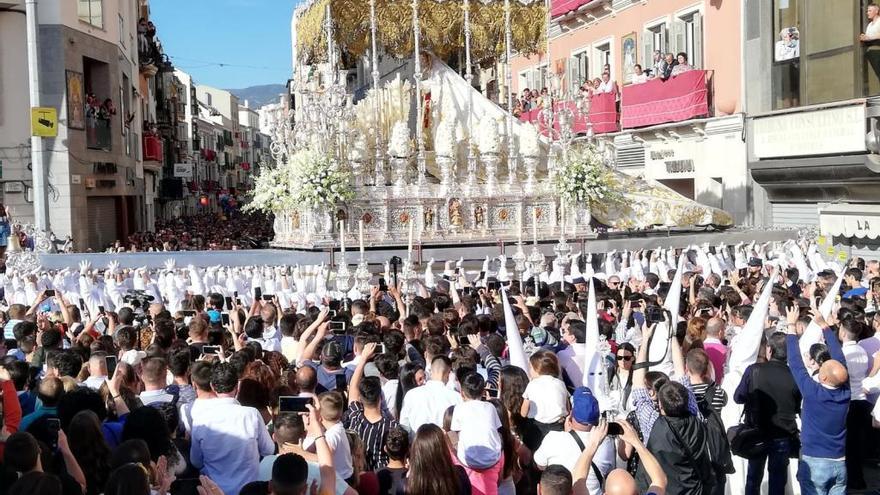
[359,220,365,255]
[339,220,345,254]
[517,209,523,244]
[532,208,538,245]
[408,218,414,257]
[560,201,565,236]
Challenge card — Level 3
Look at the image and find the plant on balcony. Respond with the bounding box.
[555,144,621,207]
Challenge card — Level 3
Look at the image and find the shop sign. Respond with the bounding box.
[752,105,866,159]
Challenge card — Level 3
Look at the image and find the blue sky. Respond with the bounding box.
[149,0,295,89]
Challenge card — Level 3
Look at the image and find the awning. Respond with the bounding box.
[551,0,593,18]
[819,204,880,239]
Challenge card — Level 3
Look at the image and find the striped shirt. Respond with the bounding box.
[344,402,397,471]
[690,381,728,415]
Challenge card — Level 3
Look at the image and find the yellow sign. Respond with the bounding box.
[817,236,826,246]
[31,107,57,137]
[838,251,848,262]
[826,246,836,256]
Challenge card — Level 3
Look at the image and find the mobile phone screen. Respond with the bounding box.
[262,294,273,301]
[335,374,348,392]
[329,321,347,335]
[182,310,197,317]
[278,396,311,413]
[45,289,55,297]
[606,422,624,436]
[378,277,388,292]
[225,297,233,310]
[202,345,221,356]
[105,356,117,377]
[221,313,230,325]
[47,418,61,449]
[98,305,106,314]
[486,387,499,399]
[254,287,262,300]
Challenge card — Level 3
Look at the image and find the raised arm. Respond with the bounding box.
[305,404,336,495]
[572,420,608,495]
[633,323,657,388]
[619,420,666,495]
[348,342,377,404]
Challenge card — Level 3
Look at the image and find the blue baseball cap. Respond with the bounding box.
[571,386,600,425]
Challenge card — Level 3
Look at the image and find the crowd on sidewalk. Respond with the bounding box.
[0,239,877,495]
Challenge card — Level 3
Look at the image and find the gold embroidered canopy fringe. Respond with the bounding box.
[295,0,546,64]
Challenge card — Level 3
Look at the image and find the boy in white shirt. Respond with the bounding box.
[451,372,504,494]
[303,391,354,482]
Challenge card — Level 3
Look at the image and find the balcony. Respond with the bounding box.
[519,70,712,135]
[143,134,163,162]
[86,116,112,151]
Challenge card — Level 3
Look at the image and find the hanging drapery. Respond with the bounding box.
[296,0,546,64]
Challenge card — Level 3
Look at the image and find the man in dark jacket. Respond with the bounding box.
[734,331,801,495]
[637,381,713,495]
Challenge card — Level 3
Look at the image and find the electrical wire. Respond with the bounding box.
[169,55,290,72]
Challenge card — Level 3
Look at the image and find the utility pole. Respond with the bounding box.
[25,0,50,232]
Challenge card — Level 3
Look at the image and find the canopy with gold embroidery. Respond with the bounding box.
[295,0,547,64]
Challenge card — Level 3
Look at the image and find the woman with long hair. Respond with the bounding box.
[406,424,471,495]
[66,410,112,495]
[104,463,151,495]
[610,342,637,412]
[499,366,542,453]
[394,362,425,419]
[121,406,185,475]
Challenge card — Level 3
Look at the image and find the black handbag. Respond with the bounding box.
[727,422,767,459]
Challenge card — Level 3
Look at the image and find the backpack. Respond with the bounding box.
[697,383,735,476]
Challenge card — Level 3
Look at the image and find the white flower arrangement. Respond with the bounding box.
[244,148,354,213]
[555,144,621,206]
[477,117,501,155]
[519,123,541,158]
[388,121,412,158]
[348,133,369,162]
[434,119,458,158]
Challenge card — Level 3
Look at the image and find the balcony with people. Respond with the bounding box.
[85,94,115,151]
[517,51,713,136]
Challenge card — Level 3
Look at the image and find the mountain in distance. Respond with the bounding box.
[227,84,287,109]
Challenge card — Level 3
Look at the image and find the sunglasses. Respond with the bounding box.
[616,355,633,362]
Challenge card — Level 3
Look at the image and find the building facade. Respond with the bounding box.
[0,0,184,250]
[509,0,749,223]
[744,0,880,257]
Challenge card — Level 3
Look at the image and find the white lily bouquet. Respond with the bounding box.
[244,163,295,214]
[289,148,354,208]
[555,144,621,206]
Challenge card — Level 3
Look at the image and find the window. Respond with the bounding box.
[78,0,103,28]
[593,41,612,78]
[677,11,703,68]
[118,14,125,47]
[769,0,861,109]
[643,22,668,70]
[569,51,589,94]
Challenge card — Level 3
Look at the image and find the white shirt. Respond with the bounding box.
[257,455,351,495]
[868,18,880,40]
[382,379,399,416]
[399,380,462,436]
[597,80,616,94]
[523,375,570,424]
[82,375,107,390]
[451,399,502,469]
[558,344,586,388]
[631,73,649,85]
[139,388,175,406]
[190,397,275,495]
[304,422,353,479]
[843,341,869,402]
[534,430,616,495]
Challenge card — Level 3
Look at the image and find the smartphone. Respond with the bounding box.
[455,335,467,347]
[44,289,55,297]
[262,294,274,301]
[46,418,61,450]
[225,297,233,310]
[487,281,499,292]
[335,374,348,392]
[254,287,262,300]
[221,313,230,325]
[606,421,624,436]
[78,298,86,310]
[105,355,117,377]
[329,321,347,335]
[202,345,221,356]
[379,343,387,354]
[98,305,106,315]
[328,310,337,317]
[378,277,388,292]
[182,310,197,317]
[278,396,312,413]
[486,387,499,399]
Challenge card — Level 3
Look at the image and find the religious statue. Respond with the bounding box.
[474,205,485,228]
[291,211,301,230]
[424,207,434,230]
[449,199,463,228]
[336,209,348,222]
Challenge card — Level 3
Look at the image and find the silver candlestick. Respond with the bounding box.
[512,242,528,280]
[355,258,371,297]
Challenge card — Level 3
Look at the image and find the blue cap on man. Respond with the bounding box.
[571,386,600,426]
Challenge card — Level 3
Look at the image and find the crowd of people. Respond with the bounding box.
[0,239,877,495]
[513,51,697,117]
[116,212,275,253]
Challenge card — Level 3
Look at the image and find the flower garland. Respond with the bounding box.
[245,148,354,213]
[555,145,622,207]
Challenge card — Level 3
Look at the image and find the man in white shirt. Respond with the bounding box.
[630,64,649,85]
[840,319,872,489]
[596,72,618,95]
[534,387,616,495]
[82,353,109,390]
[190,362,275,495]
[138,356,175,406]
[258,412,356,495]
[861,3,880,90]
[558,320,587,388]
[399,355,461,436]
